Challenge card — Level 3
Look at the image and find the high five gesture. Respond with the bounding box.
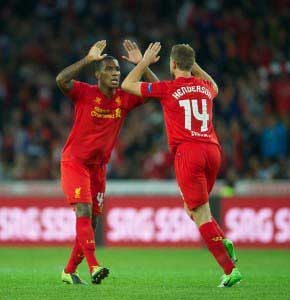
[142,42,161,65]
[87,40,107,62]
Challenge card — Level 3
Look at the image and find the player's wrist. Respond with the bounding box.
[134,59,142,65]
[85,55,98,63]
[140,59,151,67]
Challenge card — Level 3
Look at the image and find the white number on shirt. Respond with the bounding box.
[179,99,209,132]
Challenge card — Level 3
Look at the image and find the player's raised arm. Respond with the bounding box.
[191,62,218,95]
[122,40,159,83]
[56,40,107,94]
[121,42,161,96]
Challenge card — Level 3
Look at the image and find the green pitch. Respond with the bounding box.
[0,247,289,300]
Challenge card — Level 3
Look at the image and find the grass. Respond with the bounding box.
[0,247,289,300]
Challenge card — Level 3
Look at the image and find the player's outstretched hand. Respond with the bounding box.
[142,42,161,65]
[122,40,143,64]
[87,40,107,62]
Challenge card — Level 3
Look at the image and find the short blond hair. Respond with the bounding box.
[170,44,195,71]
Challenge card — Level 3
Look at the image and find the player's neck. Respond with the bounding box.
[98,84,116,98]
[174,70,192,79]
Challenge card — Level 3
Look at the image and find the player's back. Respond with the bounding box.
[159,76,219,153]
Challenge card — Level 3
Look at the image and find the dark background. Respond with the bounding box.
[0,0,289,181]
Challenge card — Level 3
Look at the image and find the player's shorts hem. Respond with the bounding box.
[66,198,92,206]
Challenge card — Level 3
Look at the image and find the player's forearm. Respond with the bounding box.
[143,67,159,82]
[121,60,148,95]
[56,56,92,93]
[192,63,218,93]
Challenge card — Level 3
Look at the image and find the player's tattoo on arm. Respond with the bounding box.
[192,63,218,94]
[56,56,91,94]
[56,40,107,94]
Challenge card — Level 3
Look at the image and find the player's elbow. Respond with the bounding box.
[213,84,219,95]
[56,74,69,90]
[56,74,62,87]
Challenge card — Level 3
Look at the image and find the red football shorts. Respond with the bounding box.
[174,142,221,210]
[61,161,106,215]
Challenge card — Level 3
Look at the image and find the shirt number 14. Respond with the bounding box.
[179,99,209,132]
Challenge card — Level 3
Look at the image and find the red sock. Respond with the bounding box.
[211,217,225,239]
[199,221,234,275]
[64,238,84,273]
[76,216,99,273]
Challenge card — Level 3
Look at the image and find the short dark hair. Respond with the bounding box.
[95,56,118,72]
[170,44,195,71]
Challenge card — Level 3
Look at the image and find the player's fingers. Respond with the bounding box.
[133,42,140,50]
[92,41,100,50]
[153,45,161,56]
[125,40,133,50]
[96,40,105,50]
[155,56,160,62]
[155,44,161,54]
[99,41,107,52]
[152,42,161,51]
[96,40,105,46]
[129,40,136,51]
[147,43,153,50]
[123,41,130,52]
[126,40,135,52]
[130,41,137,50]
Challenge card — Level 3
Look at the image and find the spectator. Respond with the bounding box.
[260,115,288,159]
[0,0,289,180]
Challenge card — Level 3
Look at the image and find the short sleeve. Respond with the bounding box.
[201,79,218,99]
[67,80,90,102]
[126,94,145,111]
[140,81,170,98]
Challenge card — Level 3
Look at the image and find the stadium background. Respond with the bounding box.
[0,1,289,299]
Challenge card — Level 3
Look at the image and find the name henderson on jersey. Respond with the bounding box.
[172,85,212,100]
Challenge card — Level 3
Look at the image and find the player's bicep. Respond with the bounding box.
[121,82,142,97]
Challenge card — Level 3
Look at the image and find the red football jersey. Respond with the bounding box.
[141,76,219,153]
[62,81,144,164]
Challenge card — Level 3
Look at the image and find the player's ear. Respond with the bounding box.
[173,60,177,70]
[95,71,100,80]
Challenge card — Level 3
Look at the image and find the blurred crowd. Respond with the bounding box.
[0,0,289,181]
